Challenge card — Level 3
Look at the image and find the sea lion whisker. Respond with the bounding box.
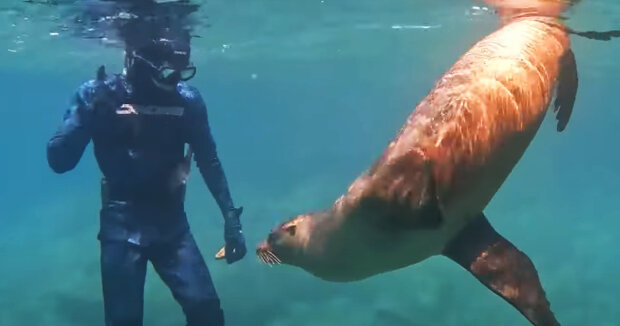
[265,251,281,265]
[265,250,280,263]
[268,254,280,266]
[259,252,275,266]
[257,252,267,264]
[261,253,270,265]
[264,255,275,267]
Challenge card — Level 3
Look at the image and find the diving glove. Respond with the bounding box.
[222,206,247,264]
[87,65,118,123]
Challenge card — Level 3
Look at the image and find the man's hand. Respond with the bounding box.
[86,65,117,124]
[221,206,247,264]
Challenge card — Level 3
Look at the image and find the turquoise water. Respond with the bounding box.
[1,0,620,325]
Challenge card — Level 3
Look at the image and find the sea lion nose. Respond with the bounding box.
[256,240,269,254]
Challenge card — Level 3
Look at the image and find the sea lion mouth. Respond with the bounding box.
[256,241,282,266]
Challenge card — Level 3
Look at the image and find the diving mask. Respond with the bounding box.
[133,52,196,83]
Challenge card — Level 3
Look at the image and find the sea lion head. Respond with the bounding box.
[256,213,316,268]
[256,209,364,280]
[256,208,401,282]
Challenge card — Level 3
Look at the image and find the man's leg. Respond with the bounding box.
[150,231,224,326]
[100,241,148,326]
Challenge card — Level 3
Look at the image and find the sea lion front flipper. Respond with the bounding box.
[361,153,443,231]
[442,213,560,326]
[553,49,578,132]
[399,159,444,229]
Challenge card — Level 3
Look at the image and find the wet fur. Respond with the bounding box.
[256,4,620,325]
[283,16,576,281]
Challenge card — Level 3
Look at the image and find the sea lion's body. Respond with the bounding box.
[254,10,595,326]
[401,17,569,222]
[296,15,573,282]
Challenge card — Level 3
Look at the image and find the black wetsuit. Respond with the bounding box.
[47,72,236,326]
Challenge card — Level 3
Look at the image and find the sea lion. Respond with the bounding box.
[246,6,620,326]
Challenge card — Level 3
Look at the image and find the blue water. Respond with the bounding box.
[1,0,620,325]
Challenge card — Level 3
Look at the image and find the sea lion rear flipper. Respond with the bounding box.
[553,49,578,132]
[442,213,560,326]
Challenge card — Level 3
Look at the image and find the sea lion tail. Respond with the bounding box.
[442,213,560,326]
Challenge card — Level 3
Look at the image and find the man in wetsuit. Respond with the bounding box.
[46,33,246,326]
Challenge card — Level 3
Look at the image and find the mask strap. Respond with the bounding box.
[124,50,135,70]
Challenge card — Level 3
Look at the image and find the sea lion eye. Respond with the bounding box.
[286,225,297,236]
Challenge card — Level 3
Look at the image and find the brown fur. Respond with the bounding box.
[257,15,574,283]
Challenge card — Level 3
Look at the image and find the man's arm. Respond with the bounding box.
[185,86,246,264]
[47,83,94,174]
[185,88,235,216]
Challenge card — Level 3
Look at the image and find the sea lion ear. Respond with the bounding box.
[281,219,299,236]
[285,224,297,236]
